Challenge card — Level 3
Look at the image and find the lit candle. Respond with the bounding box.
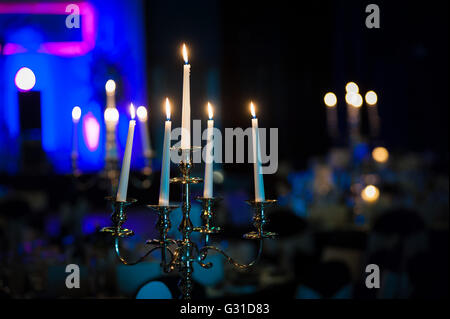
[365,91,380,138]
[181,43,191,161]
[345,83,363,141]
[105,79,116,109]
[203,102,214,198]
[137,106,153,158]
[116,104,136,202]
[323,92,338,140]
[71,106,81,159]
[159,98,172,206]
[250,102,265,202]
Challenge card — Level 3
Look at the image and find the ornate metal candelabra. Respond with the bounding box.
[101,149,277,299]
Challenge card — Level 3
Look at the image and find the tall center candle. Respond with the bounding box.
[181,44,191,161]
[116,104,136,202]
[159,98,172,206]
[203,102,214,198]
[250,102,265,202]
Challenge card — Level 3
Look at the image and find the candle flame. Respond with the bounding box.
[250,102,256,118]
[105,79,116,93]
[207,102,213,120]
[182,43,188,64]
[165,98,171,120]
[129,103,136,120]
[136,106,148,121]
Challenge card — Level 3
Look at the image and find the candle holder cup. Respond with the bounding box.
[243,200,278,240]
[100,196,137,238]
[194,197,222,236]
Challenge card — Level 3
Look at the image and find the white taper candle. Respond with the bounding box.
[203,102,214,198]
[250,102,265,202]
[181,44,191,161]
[159,98,172,206]
[116,104,136,202]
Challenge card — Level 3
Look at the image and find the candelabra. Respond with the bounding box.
[100,149,277,299]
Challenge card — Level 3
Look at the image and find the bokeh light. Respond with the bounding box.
[361,185,380,203]
[365,91,378,105]
[345,82,359,94]
[72,106,81,122]
[324,92,337,107]
[15,67,36,91]
[372,147,389,164]
[105,79,116,93]
[136,106,148,121]
[104,108,119,124]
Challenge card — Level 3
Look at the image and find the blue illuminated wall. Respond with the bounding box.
[0,0,147,174]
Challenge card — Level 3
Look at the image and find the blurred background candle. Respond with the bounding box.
[71,106,81,159]
[345,82,363,143]
[365,90,380,139]
[250,102,265,202]
[136,105,152,158]
[203,102,214,198]
[181,43,191,161]
[159,98,172,206]
[105,79,116,109]
[116,104,136,202]
[324,92,338,141]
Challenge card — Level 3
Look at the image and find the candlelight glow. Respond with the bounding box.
[104,107,119,124]
[105,79,116,93]
[207,102,213,120]
[346,82,359,94]
[15,67,36,91]
[372,146,389,163]
[250,102,256,118]
[365,91,378,105]
[137,106,148,121]
[165,98,171,120]
[182,43,188,64]
[129,103,136,120]
[324,92,337,107]
[361,185,380,203]
[72,106,81,122]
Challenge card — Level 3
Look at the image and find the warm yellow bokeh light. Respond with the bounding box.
[345,82,359,94]
[346,92,363,108]
[105,79,116,93]
[136,106,148,121]
[104,108,119,124]
[361,185,380,203]
[365,91,378,105]
[72,106,81,122]
[372,147,389,164]
[324,92,337,107]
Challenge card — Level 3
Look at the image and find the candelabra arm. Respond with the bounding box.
[198,238,263,270]
[114,237,173,266]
